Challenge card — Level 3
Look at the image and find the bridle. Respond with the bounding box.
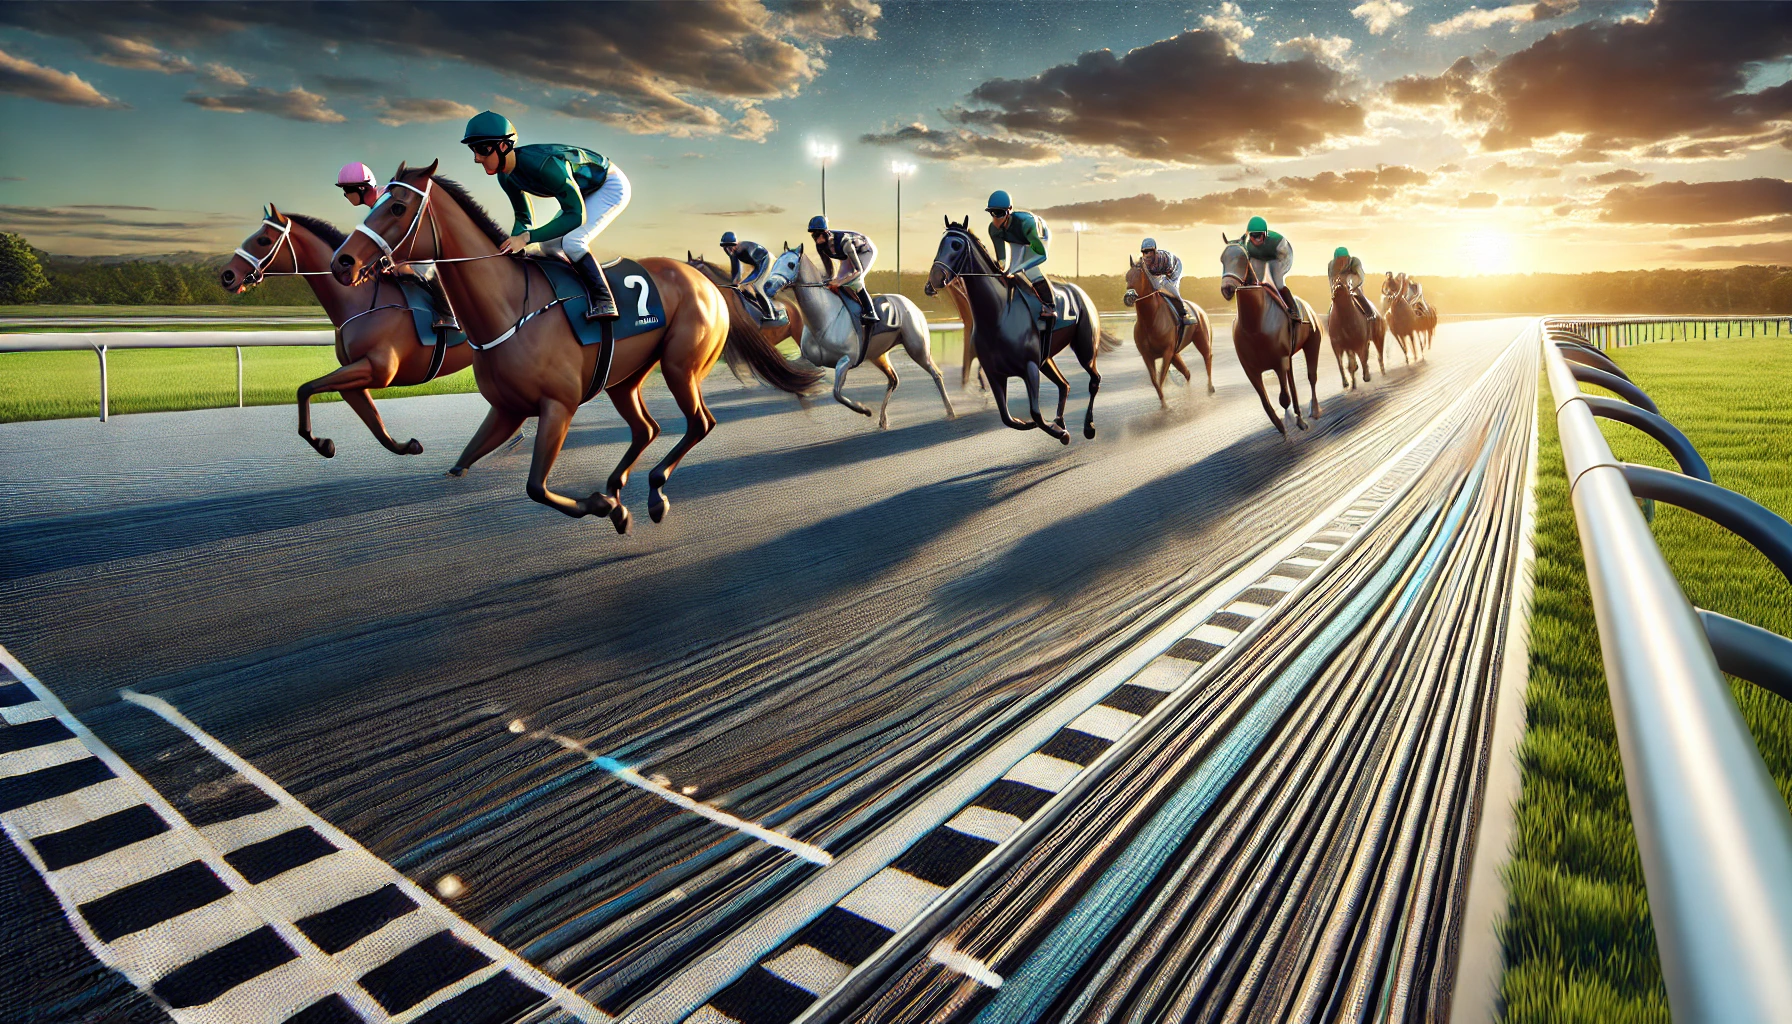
[233,217,319,284]
[354,179,435,274]
[931,226,1007,286]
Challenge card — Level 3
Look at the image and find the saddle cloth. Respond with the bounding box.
[533,256,667,345]
[740,290,790,327]
[394,277,467,347]
[839,291,906,333]
[1016,282,1081,326]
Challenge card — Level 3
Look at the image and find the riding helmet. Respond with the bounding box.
[986,189,1012,213]
[1334,246,1349,258]
[720,231,738,246]
[808,215,829,233]
[461,110,517,144]
[1246,215,1269,234]
[1141,237,1157,251]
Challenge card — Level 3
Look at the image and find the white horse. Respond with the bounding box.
[763,244,954,428]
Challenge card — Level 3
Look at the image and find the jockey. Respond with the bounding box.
[986,190,1058,333]
[1403,274,1427,312]
[806,215,879,325]
[1241,216,1307,326]
[1327,246,1377,321]
[461,110,627,322]
[337,162,458,332]
[1140,238,1196,325]
[719,231,776,319]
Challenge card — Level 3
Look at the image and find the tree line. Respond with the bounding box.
[3,232,1789,315]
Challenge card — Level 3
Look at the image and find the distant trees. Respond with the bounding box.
[0,233,49,304]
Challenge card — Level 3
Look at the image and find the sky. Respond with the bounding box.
[1,0,1789,278]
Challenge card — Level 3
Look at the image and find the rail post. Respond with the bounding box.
[94,343,109,422]
[236,346,244,408]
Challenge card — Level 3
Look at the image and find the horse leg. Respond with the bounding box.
[602,366,659,535]
[339,389,424,456]
[989,376,1036,432]
[1249,370,1286,437]
[1042,354,1070,429]
[646,361,718,524]
[1170,349,1193,384]
[449,405,525,477]
[296,357,385,458]
[525,398,615,520]
[1070,330,1101,439]
[1286,354,1309,431]
[872,351,899,430]
[833,354,873,418]
[1336,345,1350,390]
[1026,361,1071,445]
[902,327,955,419]
[1149,353,1168,408]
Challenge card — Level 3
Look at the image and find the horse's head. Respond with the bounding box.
[761,247,804,299]
[1381,272,1398,297]
[1218,242,1251,302]
[333,158,439,287]
[221,204,297,293]
[926,217,980,297]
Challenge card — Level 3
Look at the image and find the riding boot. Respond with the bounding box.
[855,286,879,325]
[1173,294,1196,325]
[1356,291,1377,319]
[1280,285,1304,326]
[422,273,460,332]
[575,254,619,322]
[1032,277,1058,333]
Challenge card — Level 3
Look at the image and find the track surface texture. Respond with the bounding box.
[0,319,1532,1023]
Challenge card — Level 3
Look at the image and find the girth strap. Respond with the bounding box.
[583,319,615,404]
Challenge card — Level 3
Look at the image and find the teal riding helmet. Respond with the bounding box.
[1335,246,1349,258]
[1246,215,1269,234]
[460,110,516,144]
[986,190,1012,212]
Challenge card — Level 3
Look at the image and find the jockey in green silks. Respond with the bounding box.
[986,190,1059,333]
[461,110,627,322]
[1327,246,1378,321]
[337,161,458,331]
[1240,215,1309,327]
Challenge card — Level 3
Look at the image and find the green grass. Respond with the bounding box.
[1503,336,1792,1023]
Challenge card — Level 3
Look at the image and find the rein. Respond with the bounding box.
[233,218,336,281]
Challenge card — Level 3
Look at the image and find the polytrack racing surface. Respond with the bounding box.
[0,318,1523,1023]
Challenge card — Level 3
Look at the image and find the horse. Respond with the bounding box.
[1219,239,1322,435]
[943,277,983,391]
[761,244,954,429]
[331,160,812,532]
[1124,255,1214,408]
[220,206,474,459]
[925,217,1118,444]
[683,252,808,363]
[1326,278,1374,391]
[1416,299,1439,351]
[1381,272,1419,364]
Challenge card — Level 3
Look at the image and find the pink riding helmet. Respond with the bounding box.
[336,162,382,200]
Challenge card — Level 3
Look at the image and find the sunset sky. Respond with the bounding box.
[1,0,1788,278]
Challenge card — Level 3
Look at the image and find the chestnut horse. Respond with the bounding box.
[683,252,807,359]
[1220,240,1322,435]
[333,161,803,532]
[1124,256,1214,407]
[220,207,473,458]
[1326,279,1373,391]
[1381,273,1420,363]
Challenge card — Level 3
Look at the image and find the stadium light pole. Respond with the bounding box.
[1072,222,1088,283]
[891,161,916,294]
[809,141,838,218]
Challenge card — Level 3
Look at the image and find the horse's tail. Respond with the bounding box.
[1099,327,1124,353]
[724,318,825,395]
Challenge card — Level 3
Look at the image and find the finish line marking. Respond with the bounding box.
[529,728,834,867]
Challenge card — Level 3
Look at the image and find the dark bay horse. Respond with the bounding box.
[333,161,804,532]
[1327,279,1373,390]
[925,217,1118,444]
[1125,256,1214,407]
[1220,240,1322,435]
[220,207,473,458]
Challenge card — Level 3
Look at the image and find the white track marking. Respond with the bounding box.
[1224,600,1270,617]
[0,737,88,778]
[946,806,1025,844]
[117,690,612,1024]
[9,777,140,838]
[1067,706,1142,743]
[1189,623,1241,645]
[535,730,833,867]
[1002,753,1083,793]
[763,945,854,993]
[2,701,54,724]
[837,870,945,931]
[619,326,1534,1024]
[929,940,1005,989]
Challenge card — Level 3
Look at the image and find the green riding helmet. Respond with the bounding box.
[986,189,1012,213]
[1335,246,1349,258]
[1246,215,1269,234]
[461,110,517,144]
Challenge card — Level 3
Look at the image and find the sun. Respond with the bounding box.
[1460,228,1520,276]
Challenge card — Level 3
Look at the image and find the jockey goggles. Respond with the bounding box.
[468,139,508,157]
[339,182,373,197]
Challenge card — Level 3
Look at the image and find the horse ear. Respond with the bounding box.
[943,215,950,228]
[687,250,693,261]
[267,201,283,222]
[424,158,440,177]
[395,160,408,179]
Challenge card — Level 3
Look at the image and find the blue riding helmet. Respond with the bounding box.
[461,110,516,144]
[986,189,1012,212]
[720,231,738,246]
[1141,237,1158,251]
[808,215,829,233]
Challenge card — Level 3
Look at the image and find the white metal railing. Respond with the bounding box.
[1540,316,1792,1022]
[1553,314,1792,350]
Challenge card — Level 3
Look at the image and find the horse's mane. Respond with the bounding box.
[428,174,508,245]
[283,213,346,249]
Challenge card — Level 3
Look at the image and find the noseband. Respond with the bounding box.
[354,178,435,271]
[233,217,295,285]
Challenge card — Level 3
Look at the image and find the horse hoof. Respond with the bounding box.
[610,504,632,534]
[447,465,467,478]
[649,492,668,523]
[1297,421,1310,431]
[317,439,336,459]
[403,439,423,455]
[1084,424,1096,440]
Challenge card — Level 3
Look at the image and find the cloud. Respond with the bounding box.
[0,204,240,250]
[1352,0,1411,36]
[1458,191,1500,207]
[1598,178,1792,224]
[1396,4,1792,158]
[1038,187,1276,229]
[1200,2,1255,50]
[1678,239,1792,264]
[92,34,193,73]
[0,48,125,107]
[368,96,477,126]
[184,86,344,123]
[700,202,787,218]
[859,123,1058,164]
[1274,165,1431,202]
[0,1,880,141]
[1428,1,1578,38]
[1585,168,1647,185]
[310,74,387,95]
[943,29,1364,164]
[200,61,247,86]
[1479,160,1561,183]
[1670,215,1792,239]
[1274,34,1355,70]
[490,93,530,113]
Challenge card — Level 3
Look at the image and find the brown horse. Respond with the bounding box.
[1125,256,1214,407]
[220,207,474,458]
[1382,272,1420,363]
[333,161,808,532]
[683,252,807,360]
[945,278,983,390]
[1326,279,1373,390]
[1220,240,1321,434]
[1417,299,1439,351]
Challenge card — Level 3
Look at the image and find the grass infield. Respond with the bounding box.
[1503,336,1792,1023]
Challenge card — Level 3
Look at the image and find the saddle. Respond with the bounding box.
[532,255,666,345]
[1264,286,1310,327]
[738,288,789,327]
[393,277,467,348]
[1014,280,1080,328]
[839,290,900,332]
